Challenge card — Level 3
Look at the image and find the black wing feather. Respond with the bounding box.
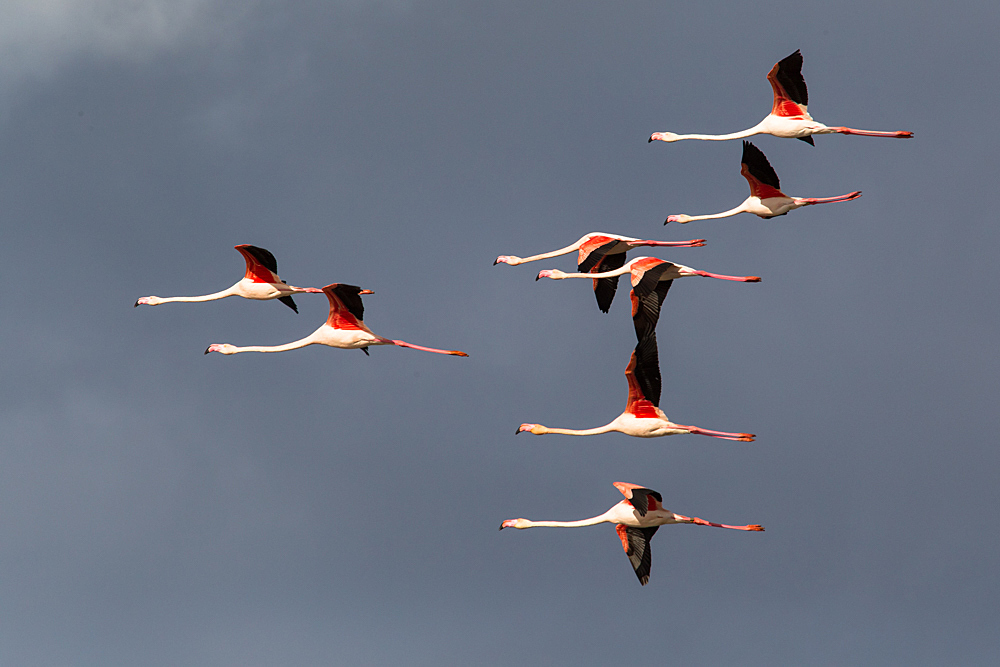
[625,526,659,586]
[241,245,279,274]
[775,50,808,107]
[632,336,661,407]
[577,240,619,274]
[797,135,815,146]
[741,141,781,190]
[331,284,367,321]
[631,271,673,406]
[277,295,299,313]
[593,252,628,313]
[627,487,664,517]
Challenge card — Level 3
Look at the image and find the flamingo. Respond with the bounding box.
[516,348,754,440]
[666,141,862,224]
[205,283,469,357]
[535,256,760,312]
[649,50,913,145]
[134,244,321,312]
[495,233,706,312]
[500,482,764,585]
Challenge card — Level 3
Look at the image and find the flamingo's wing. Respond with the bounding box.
[630,263,675,406]
[616,524,659,586]
[235,244,282,283]
[577,239,617,273]
[321,283,368,330]
[740,141,785,199]
[613,482,664,517]
[766,49,808,117]
[591,252,627,313]
[624,349,664,419]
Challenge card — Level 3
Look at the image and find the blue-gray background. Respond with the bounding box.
[2,2,997,664]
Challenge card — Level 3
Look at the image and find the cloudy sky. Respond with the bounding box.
[2,1,998,664]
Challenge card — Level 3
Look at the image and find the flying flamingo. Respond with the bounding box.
[495,233,706,312]
[535,255,760,312]
[500,482,764,585]
[516,349,754,440]
[649,50,913,145]
[135,244,321,312]
[666,141,862,224]
[205,283,469,357]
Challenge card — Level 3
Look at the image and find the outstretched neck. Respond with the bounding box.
[513,241,585,264]
[524,511,615,528]
[146,284,239,304]
[536,422,618,436]
[668,202,749,224]
[654,122,765,142]
[229,334,318,354]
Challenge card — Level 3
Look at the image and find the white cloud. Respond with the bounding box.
[0,0,242,83]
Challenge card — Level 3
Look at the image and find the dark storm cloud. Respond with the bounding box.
[1,1,998,664]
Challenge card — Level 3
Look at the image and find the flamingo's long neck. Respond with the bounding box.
[657,123,765,142]
[535,423,618,436]
[673,203,750,223]
[151,285,239,304]
[555,265,633,280]
[522,511,615,529]
[225,334,318,354]
[513,241,585,264]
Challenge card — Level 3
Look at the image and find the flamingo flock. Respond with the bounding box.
[137,50,910,587]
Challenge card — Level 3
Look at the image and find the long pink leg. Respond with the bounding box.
[390,339,469,357]
[637,239,707,248]
[674,513,764,531]
[798,191,862,206]
[690,271,761,283]
[832,127,913,138]
[684,426,755,442]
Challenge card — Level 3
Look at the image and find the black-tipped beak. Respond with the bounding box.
[204,347,211,355]
[515,426,522,434]
[499,523,505,531]
[493,259,499,265]
[648,137,653,143]
[133,300,140,307]
[663,218,669,225]
[534,274,541,281]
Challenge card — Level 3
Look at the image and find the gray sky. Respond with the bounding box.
[2,1,998,664]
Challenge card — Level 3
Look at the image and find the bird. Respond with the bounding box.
[495,233,706,312]
[535,255,760,312]
[516,348,754,440]
[666,141,862,223]
[205,283,469,357]
[500,482,764,585]
[134,244,321,312]
[649,50,913,145]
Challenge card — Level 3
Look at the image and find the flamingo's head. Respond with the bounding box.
[494,255,522,266]
[746,525,765,531]
[664,214,692,224]
[205,344,238,355]
[134,296,160,307]
[516,423,545,435]
[649,132,680,143]
[499,518,530,530]
[535,269,566,281]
